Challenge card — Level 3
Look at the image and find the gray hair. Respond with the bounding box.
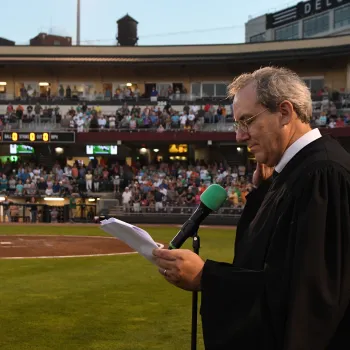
[228,66,312,123]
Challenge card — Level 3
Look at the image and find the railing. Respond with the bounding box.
[110,205,243,217]
[0,94,15,101]
[0,117,235,132]
[2,119,350,133]
[0,94,230,105]
[0,203,97,223]
[0,202,242,225]
[1,91,349,104]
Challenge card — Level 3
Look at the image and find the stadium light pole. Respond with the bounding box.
[77,0,81,46]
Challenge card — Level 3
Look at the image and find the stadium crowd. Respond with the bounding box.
[0,157,251,210]
[1,101,231,131]
[2,97,350,131]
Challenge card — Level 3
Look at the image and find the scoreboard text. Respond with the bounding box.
[1,132,75,143]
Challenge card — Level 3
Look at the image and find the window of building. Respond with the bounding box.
[303,13,330,38]
[250,33,266,43]
[202,84,215,97]
[191,83,201,97]
[303,77,324,94]
[215,84,228,96]
[191,83,228,97]
[334,5,350,29]
[275,22,299,41]
[53,40,61,46]
[0,82,7,94]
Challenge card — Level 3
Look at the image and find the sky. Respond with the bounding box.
[2,0,300,46]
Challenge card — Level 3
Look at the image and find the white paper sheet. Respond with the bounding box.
[100,218,160,264]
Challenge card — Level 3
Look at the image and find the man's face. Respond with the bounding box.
[233,84,284,167]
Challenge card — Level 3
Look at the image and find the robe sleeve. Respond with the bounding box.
[282,164,350,349]
[200,261,266,349]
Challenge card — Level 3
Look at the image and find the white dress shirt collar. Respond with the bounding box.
[275,128,322,173]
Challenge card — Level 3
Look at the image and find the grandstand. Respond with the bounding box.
[0,34,350,224]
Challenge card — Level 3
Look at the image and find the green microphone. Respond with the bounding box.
[168,184,228,249]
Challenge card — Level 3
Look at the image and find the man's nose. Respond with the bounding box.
[235,129,250,143]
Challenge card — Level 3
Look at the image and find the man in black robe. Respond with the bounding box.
[153,66,350,349]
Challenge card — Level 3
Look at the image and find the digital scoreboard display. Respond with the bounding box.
[1,132,75,143]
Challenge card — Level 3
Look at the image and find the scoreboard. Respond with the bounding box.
[0,132,75,143]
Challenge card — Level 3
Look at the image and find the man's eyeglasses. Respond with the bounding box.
[232,108,269,133]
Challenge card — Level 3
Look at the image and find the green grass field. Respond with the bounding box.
[0,225,236,350]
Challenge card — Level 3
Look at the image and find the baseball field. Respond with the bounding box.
[0,224,236,350]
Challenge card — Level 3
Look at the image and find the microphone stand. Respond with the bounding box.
[191,229,200,350]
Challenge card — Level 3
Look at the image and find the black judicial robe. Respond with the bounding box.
[200,135,350,350]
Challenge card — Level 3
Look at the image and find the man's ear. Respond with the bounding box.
[279,100,294,126]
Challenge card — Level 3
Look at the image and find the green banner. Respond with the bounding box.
[86,145,118,155]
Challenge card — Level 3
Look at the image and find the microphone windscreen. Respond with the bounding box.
[200,184,228,212]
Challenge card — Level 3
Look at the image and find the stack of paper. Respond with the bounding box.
[100,218,161,265]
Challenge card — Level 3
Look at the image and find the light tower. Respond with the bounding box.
[77,0,81,45]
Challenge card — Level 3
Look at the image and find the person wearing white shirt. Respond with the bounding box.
[98,116,106,129]
[69,119,75,129]
[329,119,336,128]
[122,187,132,212]
[77,116,84,132]
[191,105,199,114]
[109,115,116,129]
[85,171,93,191]
[180,114,187,128]
[188,114,195,124]
[129,117,137,129]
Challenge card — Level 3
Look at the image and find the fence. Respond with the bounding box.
[0,116,234,132]
[101,205,241,226]
[0,201,242,226]
[0,204,97,223]
[0,94,229,105]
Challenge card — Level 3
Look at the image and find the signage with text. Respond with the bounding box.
[169,144,188,153]
[266,0,349,29]
[86,145,118,155]
[10,144,35,154]
[1,132,75,143]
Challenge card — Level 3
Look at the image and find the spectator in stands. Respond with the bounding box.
[113,174,120,192]
[129,116,137,130]
[58,85,64,99]
[29,197,38,223]
[66,85,71,99]
[77,114,84,132]
[122,187,132,212]
[16,105,24,128]
[34,102,42,126]
[109,114,116,129]
[86,170,93,192]
[69,195,76,221]
[6,103,13,115]
[89,115,99,131]
[154,187,164,212]
[2,196,11,222]
[8,176,16,193]
[150,87,158,98]
[185,188,195,206]
[15,180,24,196]
[0,174,7,192]
[132,189,142,213]
[180,113,187,129]
[50,207,58,223]
[336,116,345,127]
